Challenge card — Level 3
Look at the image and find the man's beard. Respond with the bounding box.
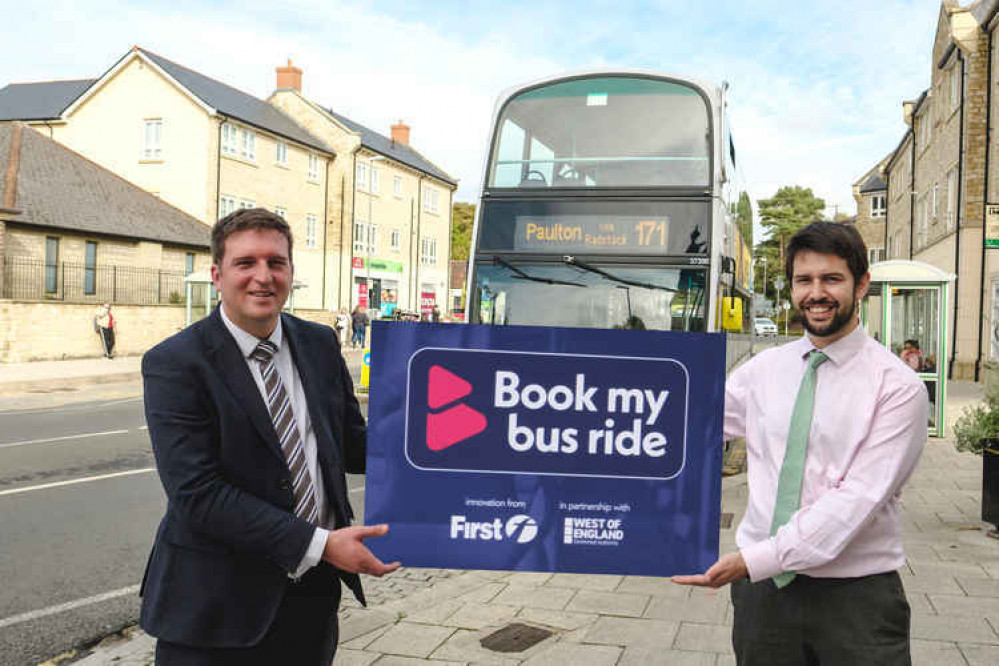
[797,294,856,338]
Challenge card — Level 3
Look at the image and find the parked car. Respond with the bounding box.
[754,317,778,336]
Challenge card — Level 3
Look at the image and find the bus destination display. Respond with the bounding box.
[514,215,674,253]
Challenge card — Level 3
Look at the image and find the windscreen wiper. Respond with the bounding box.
[562,256,676,292]
[493,256,585,287]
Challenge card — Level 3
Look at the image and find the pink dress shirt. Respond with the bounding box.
[725,325,927,582]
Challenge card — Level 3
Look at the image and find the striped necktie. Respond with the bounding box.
[770,349,829,588]
[251,340,319,524]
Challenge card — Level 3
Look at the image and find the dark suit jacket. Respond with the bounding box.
[139,307,366,648]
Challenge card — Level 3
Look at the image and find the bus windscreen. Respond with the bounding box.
[488,76,711,189]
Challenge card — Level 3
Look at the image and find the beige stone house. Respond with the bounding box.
[867,1,990,380]
[0,47,457,316]
[851,155,890,264]
[0,121,211,361]
[268,62,457,316]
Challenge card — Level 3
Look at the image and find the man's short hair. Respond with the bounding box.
[785,221,868,284]
[211,208,293,265]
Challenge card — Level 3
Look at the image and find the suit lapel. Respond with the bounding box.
[204,308,286,465]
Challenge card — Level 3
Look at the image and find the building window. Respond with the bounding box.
[370,168,380,194]
[368,225,378,254]
[276,141,288,166]
[222,124,239,156]
[870,194,886,218]
[354,221,366,254]
[394,175,403,198]
[274,206,286,219]
[916,193,928,248]
[239,198,255,210]
[185,252,195,276]
[423,187,440,214]
[45,237,59,294]
[143,119,163,160]
[306,214,318,248]
[947,167,958,231]
[421,236,437,266]
[240,129,256,161]
[391,228,401,250]
[84,241,97,295]
[219,196,236,218]
[868,247,885,264]
[932,183,939,221]
[308,154,320,181]
[356,162,368,190]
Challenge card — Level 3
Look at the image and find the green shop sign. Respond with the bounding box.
[360,258,404,273]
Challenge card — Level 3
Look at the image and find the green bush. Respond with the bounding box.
[168,291,182,304]
[953,385,999,454]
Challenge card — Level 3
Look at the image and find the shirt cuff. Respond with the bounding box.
[740,538,781,582]
[291,527,330,579]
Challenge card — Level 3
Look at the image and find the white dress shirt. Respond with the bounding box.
[725,324,927,582]
[220,305,330,576]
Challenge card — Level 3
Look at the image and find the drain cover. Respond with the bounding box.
[720,512,734,529]
[480,622,553,653]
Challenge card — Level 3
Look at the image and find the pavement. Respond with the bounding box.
[3,356,996,665]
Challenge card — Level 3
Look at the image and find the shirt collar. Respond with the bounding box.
[802,320,867,366]
[219,304,283,359]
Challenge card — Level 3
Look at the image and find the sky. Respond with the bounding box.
[2,0,948,233]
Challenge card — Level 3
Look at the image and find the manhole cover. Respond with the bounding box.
[480,622,553,653]
[720,512,734,529]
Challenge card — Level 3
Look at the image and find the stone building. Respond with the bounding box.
[0,121,211,361]
[870,1,989,380]
[0,47,456,315]
[851,154,890,264]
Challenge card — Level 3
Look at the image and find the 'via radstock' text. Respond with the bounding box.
[494,371,670,457]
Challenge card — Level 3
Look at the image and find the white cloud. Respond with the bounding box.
[0,0,950,225]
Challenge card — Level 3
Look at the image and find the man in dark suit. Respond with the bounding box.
[140,208,399,665]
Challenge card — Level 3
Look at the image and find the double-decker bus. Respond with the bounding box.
[466,70,751,334]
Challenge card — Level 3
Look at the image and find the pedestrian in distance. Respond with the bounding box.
[93,302,115,358]
[674,222,927,665]
[139,208,399,666]
[335,307,350,345]
[351,304,369,349]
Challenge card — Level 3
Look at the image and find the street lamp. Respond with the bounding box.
[363,155,385,313]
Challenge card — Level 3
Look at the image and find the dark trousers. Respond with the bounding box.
[731,571,911,666]
[155,566,341,666]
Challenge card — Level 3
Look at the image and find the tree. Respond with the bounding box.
[735,191,753,247]
[451,202,475,261]
[754,186,825,321]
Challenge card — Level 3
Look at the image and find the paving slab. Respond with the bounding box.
[956,576,999,597]
[544,573,623,591]
[910,613,999,643]
[927,593,999,617]
[430,627,544,665]
[520,641,621,666]
[644,591,729,624]
[618,647,716,666]
[365,622,455,659]
[332,648,380,665]
[441,602,520,630]
[910,639,967,666]
[672,623,733,654]
[580,615,679,649]
[960,642,999,665]
[564,589,650,617]
[339,608,399,643]
[515,607,599,631]
[370,656,465,666]
[616,576,691,597]
[492,585,576,611]
[501,571,553,587]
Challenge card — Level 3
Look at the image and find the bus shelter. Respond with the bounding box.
[861,260,955,437]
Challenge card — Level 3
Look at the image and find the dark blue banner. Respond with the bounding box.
[365,322,725,576]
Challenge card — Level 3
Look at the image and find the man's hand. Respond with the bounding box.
[671,552,747,588]
[322,524,401,576]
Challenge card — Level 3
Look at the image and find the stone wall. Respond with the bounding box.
[0,301,187,363]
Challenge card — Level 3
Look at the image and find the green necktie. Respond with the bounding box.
[771,349,829,588]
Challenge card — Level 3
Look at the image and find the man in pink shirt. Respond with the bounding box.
[674,222,927,664]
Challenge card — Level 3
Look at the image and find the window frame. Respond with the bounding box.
[276,141,288,166]
[45,236,59,294]
[240,128,256,162]
[308,154,320,181]
[394,175,403,198]
[84,240,97,295]
[142,118,163,160]
[306,213,318,248]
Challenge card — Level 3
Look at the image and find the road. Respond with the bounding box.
[0,388,369,666]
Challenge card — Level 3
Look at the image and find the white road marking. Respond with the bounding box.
[0,585,140,630]
[0,468,155,497]
[0,429,129,450]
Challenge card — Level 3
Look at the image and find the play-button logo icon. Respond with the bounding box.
[426,365,487,451]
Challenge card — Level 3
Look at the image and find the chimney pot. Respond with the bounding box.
[391,120,410,146]
[276,59,303,92]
